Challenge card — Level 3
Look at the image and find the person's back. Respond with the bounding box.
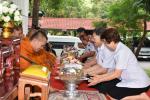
[114,42,150,88]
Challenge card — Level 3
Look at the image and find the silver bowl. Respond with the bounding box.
[57,67,88,98]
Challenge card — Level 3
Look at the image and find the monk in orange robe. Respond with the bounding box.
[20,30,56,72]
[20,29,58,94]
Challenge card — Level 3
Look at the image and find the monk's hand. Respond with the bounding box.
[88,75,102,86]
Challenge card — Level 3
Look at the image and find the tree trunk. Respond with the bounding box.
[135,19,147,57]
[32,0,40,28]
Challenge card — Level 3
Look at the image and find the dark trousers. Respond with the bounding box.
[91,79,150,99]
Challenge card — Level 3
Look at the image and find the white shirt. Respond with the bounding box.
[96,44,115,72]
[85,42,96,52]
[113,42,150,88]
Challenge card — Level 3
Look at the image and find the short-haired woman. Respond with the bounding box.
[88,28,150,99]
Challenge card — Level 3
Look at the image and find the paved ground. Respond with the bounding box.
[139,61,150,69]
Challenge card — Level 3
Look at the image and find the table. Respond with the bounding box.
[0,69,19,100]
[49,90,107,100]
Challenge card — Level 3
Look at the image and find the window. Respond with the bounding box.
[50,42,74,49]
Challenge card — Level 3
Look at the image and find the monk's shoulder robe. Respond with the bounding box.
[20,37,34,71]
[20,37,53,72]
[39,49,56,71]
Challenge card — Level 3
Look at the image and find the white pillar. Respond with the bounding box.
[11,0,29,35]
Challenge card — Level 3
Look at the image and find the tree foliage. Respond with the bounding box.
[134,0,150,14]
[107,0,150,56]
[30,0,117,18]
[40,0,85,18]
[133,0,150,57]
[108,0,144,47]
[93,21,107,28]
[108,0,143,30]
[91,0,118,18]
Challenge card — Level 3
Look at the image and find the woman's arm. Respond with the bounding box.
[84,64,108,76]
[83,57,97,68]
[88,68,122,86]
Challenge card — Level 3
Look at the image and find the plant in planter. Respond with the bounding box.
[0,1,22,38]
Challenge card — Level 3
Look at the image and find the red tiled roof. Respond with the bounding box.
[28,17,97,30]
[28,17,150,31]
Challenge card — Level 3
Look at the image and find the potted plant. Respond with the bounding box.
[0,1,22,38]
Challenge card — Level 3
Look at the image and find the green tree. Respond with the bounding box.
[133,0,150,57]
[93,21,107,28]
[91,0,118,18]
[40,0,84,18]
[40,0,63,17]
[38,0,116,18]
[108,0,144,49]
[108,0,150,57]
[58,0,83,18]
[30,0,119,19]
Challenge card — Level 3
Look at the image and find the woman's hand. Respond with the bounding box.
[88,75,102,86]
[83,63,91,69]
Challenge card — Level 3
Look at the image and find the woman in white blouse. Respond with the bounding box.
[88,28,150,99]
